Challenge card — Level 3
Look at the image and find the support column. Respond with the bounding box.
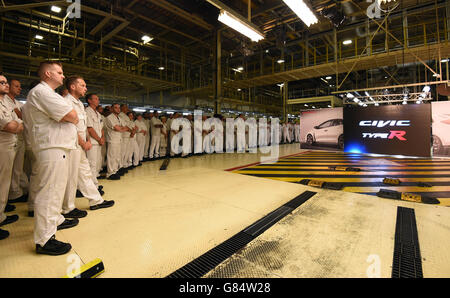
[214,30,222,114]
[403,9,409,48]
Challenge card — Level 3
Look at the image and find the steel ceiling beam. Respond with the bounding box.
[144,0,214,31]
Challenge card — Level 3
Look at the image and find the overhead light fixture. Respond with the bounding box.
[141,35,153,44]
[416,100,422,104]
[327,105,332,108]
[402,101,407,105]
[237,66,244,71]
[346,93,354,98]
[375,103,379,106]
[326,76,332,80]
[432,73,439,77]
[343,39,352,45]
[35,35,44,40]
[133,108,146,112]
[218,10,264,42]
[441,58,449,63]
[277,83,284,88]
[277,59,285,64]
[423,85,431,93]
[283,0,318,27]
[353,98,360,103]
[158,67,165,71]
[51,6,62,13]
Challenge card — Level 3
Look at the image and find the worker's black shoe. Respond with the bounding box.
[0,215,19,227]
[63,208,87,219]
[107,173,120,180]
[36,236,71,256]
[57,218,79,230]
[5,204,16,213]
[90,200,115,210]
[76,190,83,198]
[97,175,106,180]
[98,189,105,196]
[8,193,28,203]
[0,229,10,240]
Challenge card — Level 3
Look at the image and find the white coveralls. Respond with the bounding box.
[143,117,151,159]
[104,113,123,177]
[135,119,147,162]
[118,112,131,168]
[24,82,77,246]
[4,95,29,200]
[61,94,103,214]
[0,97,20,223]
[127,122,140,167]
[149,117,162,158]
[85,106,104,185]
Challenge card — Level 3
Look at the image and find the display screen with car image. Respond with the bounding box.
[431,101,450,157]
[300,107,344,151]
[343,104,432,157]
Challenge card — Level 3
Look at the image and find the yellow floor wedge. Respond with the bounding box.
[63,258,105,278]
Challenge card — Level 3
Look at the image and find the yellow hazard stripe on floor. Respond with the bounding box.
[233,170,450,175]
[250,166,450,170]
[343,186,450,193]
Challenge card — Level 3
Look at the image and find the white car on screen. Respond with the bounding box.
[432,113,450,155]
[305,118,344,149]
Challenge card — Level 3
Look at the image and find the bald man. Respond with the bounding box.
[23,61,79,255]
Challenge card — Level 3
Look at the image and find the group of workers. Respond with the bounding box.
[0,61,300,256]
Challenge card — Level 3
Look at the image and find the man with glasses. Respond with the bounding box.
[0,74,23,240]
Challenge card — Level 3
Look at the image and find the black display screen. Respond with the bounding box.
[343,104,431,157]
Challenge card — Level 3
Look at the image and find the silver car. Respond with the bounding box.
[305,118,344,149]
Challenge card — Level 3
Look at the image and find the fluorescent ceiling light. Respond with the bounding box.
[441,59,449,63]
[237,88,242,91]
[277,59,285,64]
[218,10,264,42]
[353,98,360,103]
[326,76,332,80]
[51,6,62,13]
[277,83,284,88]
[35,35,43,40]
[423,85,431,93]
[432,73,439,77]
[133,108,146,112]
[346,93,354,98]
[141,35,153,44]
[158,67,165,70]
[343,39,352,45]
[283,0,318,27]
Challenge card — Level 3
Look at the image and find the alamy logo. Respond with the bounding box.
[67,0,81,19]
[366,0,382,19]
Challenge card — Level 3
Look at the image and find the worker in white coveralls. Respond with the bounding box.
[61,76,114,220]
[23,61,79,255]
[0,74,22,240]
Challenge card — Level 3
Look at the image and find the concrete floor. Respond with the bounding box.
[1,144,449,278]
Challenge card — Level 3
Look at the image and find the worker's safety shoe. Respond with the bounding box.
[63,208,87,219]
[90,200,115,210]
[36,236,72,256]
[57,218,79,230]
[0,229,10,240]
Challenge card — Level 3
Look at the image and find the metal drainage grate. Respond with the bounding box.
[391,207,423,278]
[166,191,317,278]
